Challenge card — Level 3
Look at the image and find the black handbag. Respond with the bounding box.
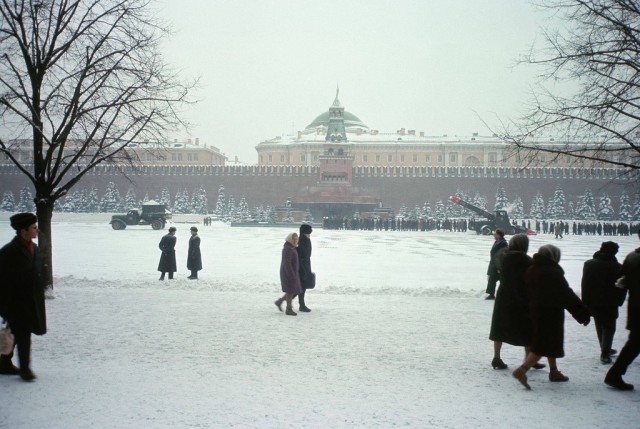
[306,272,316,289]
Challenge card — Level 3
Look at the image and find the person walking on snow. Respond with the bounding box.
[297,224,314,312]
[485,229,507,300]
[275,232,302,316]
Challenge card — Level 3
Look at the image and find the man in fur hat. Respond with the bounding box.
[0,212,47,381]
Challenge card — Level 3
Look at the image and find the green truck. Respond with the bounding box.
[109,200,172,230]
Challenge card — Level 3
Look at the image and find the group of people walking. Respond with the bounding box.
[486,228,640,391]
[274,224,315,316]
[157,226,202,280]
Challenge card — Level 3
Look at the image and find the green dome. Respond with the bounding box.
[305,111,369,131]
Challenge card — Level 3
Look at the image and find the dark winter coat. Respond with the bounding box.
[0,236,47,335]
[620,248,640,332]
[581,251,624,317]
[525,253,590,358]
[280,242,302,296]
[157,233,177,273]
[489,250,533,346]
[298,234,313,289]
[487,238,508,277]
[187,235,202,272]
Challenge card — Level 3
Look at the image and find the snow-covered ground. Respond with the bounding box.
[0,213,638,428]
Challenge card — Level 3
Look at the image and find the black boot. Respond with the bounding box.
[299,291,311,312]
[0,354,18,375]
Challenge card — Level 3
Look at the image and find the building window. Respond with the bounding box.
[540,155,546,164]
[194,153,199,161]
[363,154,368,163]
[489,153,496,163]
[280,154,285,163]
[412,154,418,163]
[387,154,393,163]
[437,154,443,164]
[425,154,431,163]
[301,154,306,162]
[376,154,381,163]
[449,153,457,164]
[178,153,182,161]
[187,153,192,161]
[312,154,318,162]
[400,154,405,163]
[515,154,521,164]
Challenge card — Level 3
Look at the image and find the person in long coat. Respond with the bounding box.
[297,224,314,312]
[512,245,591,389]
[605,230,640,390]
[0,213,46,381]
[485,229,507,299]
[158,226,177,280]
[581,241,624,364]
[489,234,545,370]
[187,226,202,280]
[274,232,302,316]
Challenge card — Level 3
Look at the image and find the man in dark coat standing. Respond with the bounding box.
[187,226,202,280]
[581,241,624,364]
[0,212,46,381]
[605,230,640,390]
[485,229,507,300]
[158,226,177,280]
[297,224,314,312]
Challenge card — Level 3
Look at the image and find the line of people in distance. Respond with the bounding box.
[485,228,640,391]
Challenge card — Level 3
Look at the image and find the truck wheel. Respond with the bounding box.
[111,221,126,230]
[480,225,492,235]
[151,219,164,230]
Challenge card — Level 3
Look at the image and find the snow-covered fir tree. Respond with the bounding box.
[191,186,208,215]
[510,196,525,219]
[141,193,150,205]
[303,208,314,223]
[576,189,597,220]
[124,188,137,210]
[238,197,251,221]
[631,191,640,221]
[567,201,575,220]
[100,182,122,213]
[597,192,615,220]
[76,189,90,212]
[434,200,446,220]
[214,185,226,218]
[160,187,171,210]
[529,193,546,219]
[618,192,631,221]
[548,185,567,219]
[18,186,35,212]
[173,190,191,214]
[266,206,277,223]
[422,201,432,219]
[494,183,508,210]
[472,193,488,212]
[226,195,238,222]
[398,203,409,218]
[0,190,16,211]
[413,205,422,218]
[86,187,100,212]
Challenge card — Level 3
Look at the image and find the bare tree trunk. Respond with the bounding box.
[35,200,54,290]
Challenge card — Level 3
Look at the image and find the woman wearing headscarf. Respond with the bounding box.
[512,244,591,389]
[489,234,544,371]
[274,232,302,316]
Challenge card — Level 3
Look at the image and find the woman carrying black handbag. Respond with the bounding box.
[298,224,315,312]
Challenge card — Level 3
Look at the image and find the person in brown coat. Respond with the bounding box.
[274,232,302,316]
[512,244,591,390]
[0,213,47,381]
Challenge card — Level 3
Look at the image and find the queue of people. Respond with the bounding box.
[487,229,640,391]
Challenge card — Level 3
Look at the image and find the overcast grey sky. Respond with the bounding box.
[157,0,549,163]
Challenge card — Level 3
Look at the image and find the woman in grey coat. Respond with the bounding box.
[275,232,302,316]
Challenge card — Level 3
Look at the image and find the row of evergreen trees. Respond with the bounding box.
[2,182,639,222]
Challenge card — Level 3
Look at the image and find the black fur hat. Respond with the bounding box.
[10,212,37,231]
[300,224,313,234]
